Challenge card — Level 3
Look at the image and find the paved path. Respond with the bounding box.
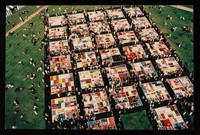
[6,5,48,37]
[170,5,193,13]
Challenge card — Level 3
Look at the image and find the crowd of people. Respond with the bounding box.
[41,5,194,130]
[6,5,194,130]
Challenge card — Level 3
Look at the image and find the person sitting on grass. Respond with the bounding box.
[29,84,34,89]
[33,108,38,115]
[182,26,192,33]
[23,49,27,54]
[18,60,24,66]
[32,62,36,67]
[171,27,177,32]
[166,33,171,37]
[30,58,34,64]
[31,88,35,96]
[29,22,34,27]
[13,98,19,108]
[33,103,38,110]
[13,108,19,115]
[175,42,181,47]
[17,42,21,46]
[19,87,25,91]
[12,22,15,27]
[28,74,36,80]
[38,47,42,51]
[11,122,17,129]
[22,27,27,31]
[37,81,41,88]
[6,83,14,89]
[20,113,24,119]
[23,34,27,40]
[164,21,167,25]
[180,16,185,20]
[35,96,39,102]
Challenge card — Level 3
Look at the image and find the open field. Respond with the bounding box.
[144,5,193,73]
[5,13,46,129]
[121,110,153,130]
[183,5,193,8]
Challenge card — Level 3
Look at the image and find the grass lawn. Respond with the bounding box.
[182,105,194,130]
[5,12,45,129]
[188,114,194,129]
[182,5,193,8]
[6,6,40,32]
[121,110,153,130]
[144,5,193,73]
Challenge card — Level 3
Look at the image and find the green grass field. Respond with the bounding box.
[183,5,193,8]
[121,110,153,130]
[183,105,194,129]
[5,5,193,129]
[5,14,45,129]
[144,5,193,73]
[6,6,40,32]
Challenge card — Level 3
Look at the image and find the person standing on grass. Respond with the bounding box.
[35,96,39,102]
[19,16,24,22]
[178,43,182,48]
[31,88,35,96]
[20,113,24,119]
[23,49,27,54]
[12,22,15,27]
[13,100,19,108]
[44,112,49,118]
[30,58,34,64]
[33,103,38,115]
[33,62,36,67]
[48,105,51,110]
[33,103,38,108]
[23,34,27,40]
[34,109,38,115]
[18,60,24,66]
[14,108,19,115]
[29,22,34,27]
[11,122,17,129]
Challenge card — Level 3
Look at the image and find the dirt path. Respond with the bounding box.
[170,5,193,13]
[6,5,48,37]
